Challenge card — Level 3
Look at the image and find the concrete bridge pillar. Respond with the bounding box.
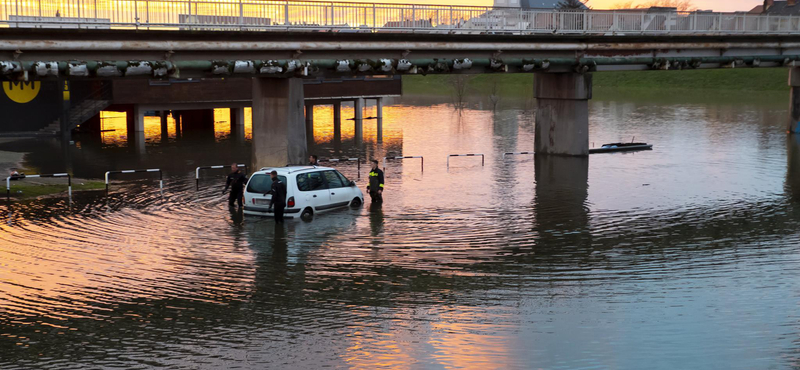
[251,78,307,170]
[230,107,245,142]
[305,103,315,142]
[174,112,182,139]
[333,101,342,142]
[160,110,169,141]
[126,105,145,133]
[534,73,592,156]
[376,97,384,143]
[354,98,364,143]
[789,68,800,134]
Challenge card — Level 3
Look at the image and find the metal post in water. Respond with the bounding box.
[67,174,72,204]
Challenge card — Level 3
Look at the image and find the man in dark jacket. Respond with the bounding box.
[267,170,288,223]
[223,163,247,208]
[367,159,384,203]
[309,155,319,166]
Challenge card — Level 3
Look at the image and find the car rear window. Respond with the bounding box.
[246,174,287,194]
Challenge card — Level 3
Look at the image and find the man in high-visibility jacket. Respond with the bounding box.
[367,159,384,203]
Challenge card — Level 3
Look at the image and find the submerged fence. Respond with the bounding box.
[105,169,163,194]
[195,164,247,190]
[0,0,797,35]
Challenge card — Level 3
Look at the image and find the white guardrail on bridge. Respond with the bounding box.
[0,0,798,35]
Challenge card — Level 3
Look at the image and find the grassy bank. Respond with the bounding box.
[403,68,789,97]
[7,181,106,199]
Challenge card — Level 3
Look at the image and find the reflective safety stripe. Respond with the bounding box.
[370,172,379,177]
[379,184,384,188]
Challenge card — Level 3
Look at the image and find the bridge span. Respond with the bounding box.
[2,1,800,168]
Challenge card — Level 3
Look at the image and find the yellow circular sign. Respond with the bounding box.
[3,81,41,104]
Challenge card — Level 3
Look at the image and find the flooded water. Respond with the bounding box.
[2,88,800,369]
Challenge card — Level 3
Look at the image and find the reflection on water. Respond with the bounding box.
[2,92,800,369]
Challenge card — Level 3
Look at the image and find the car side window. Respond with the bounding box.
[296,172,327,192]
[323,171,345,189]
[335,171,351,186]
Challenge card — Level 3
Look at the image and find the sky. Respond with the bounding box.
[337,0,761,12]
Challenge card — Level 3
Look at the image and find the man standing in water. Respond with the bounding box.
[223,163,247,208]
[367,159,384,203]
[267,170,287,223]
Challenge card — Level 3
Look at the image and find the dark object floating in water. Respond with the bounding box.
[589,143,653,154]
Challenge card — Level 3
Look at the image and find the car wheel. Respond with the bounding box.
[350,197,362,207]
[300,207,314,221]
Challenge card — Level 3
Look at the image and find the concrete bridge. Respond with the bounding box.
[2,1,800,169]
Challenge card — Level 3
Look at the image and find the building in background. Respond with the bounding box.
[750,0,800,14]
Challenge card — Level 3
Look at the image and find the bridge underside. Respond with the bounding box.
[2,29,800,80]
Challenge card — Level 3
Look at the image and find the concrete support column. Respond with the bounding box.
[789,68,800,134]
[354,98,364,143]
[376,97,384,143]
[231,107,245,128]
[174,111,182,139]
[160,110,169,141]
[333,101,342,143]
[126,105,145,133]
[533,73,592,156]
[305,103,315,142]
[125,105,146,154]
[251,78,307,170]
[230,107,245,143]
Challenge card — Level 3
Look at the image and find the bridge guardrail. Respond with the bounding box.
[195,164,247,190]
[382,156,423,172]
[6,173,71,202]
[447,154,484,169]
[503,151,535,160]
[1,1,798,35]
[105,169,163,195]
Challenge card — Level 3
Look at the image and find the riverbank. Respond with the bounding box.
[403,68,789,97]
[0,138,106,200]
[0,139,26,176]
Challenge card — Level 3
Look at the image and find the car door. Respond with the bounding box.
[323,170,351,208]
[295,171,330,210]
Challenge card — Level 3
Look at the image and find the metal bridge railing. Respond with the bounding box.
[0,0,798,35]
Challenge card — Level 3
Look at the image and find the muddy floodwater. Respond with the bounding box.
[2,90,800,369]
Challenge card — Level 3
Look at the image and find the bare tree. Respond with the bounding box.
[612,0,696,11]
[612,1,636,8]
[557,0,589,10]
[450,75,470,111]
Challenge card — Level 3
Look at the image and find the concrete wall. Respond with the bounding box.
[0,80,63,132]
